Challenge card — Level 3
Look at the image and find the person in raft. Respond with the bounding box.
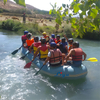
[68,38,74,52]
[42,32,50,43]
[43,42,65,66]
[21,30,28,45]
[32,38,49,61]
[62,41,87,66]
[24,33,34,49]
[29,36,41,55]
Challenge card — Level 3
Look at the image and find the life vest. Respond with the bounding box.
[72,48,83,61]
[39,45,48,59]
[44,35,49,42]
[68,44,73,52]
[26,38,34,46]
[49,49,62,64]
[33,42,41,54]
[21,35,27,44]
[55,39,61,44]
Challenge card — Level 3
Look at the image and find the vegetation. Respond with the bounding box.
[49,0,100,40]
[3,0,100,40]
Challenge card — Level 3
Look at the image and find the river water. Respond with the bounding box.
[0,30,100,100]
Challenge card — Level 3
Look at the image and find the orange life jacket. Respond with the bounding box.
[72,48,83,61]
[26,38,34,46]
[55,39,61,44]
[33,42,41,54]
[39,45,48,59]
[68,44,73,52]
[49,49,62,64]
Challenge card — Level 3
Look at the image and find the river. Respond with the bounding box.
[0,30,100,100]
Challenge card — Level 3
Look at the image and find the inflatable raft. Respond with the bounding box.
[22,47,87,80]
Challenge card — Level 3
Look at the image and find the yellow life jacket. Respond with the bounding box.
[39,45,48,59]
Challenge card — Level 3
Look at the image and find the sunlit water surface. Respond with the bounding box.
[0,30,100,100]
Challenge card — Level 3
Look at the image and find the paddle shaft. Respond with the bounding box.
[35,65,44,75]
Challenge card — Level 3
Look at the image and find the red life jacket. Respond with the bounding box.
[72,48,83,61]
[39,45,48,59]
[21,35,27,44]
[33,42,41,54]
[49,49,62,64]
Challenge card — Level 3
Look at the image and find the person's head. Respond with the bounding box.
[26,33,32,39]
[50,42,56,49]
[56,35,60,40]
[34,36,39,42]
[62,37,66,43]
[24,30,28,35]
[73,41,79,48]
[51,34,55,39]
[68,38,74,45]
[41,38,46,44]
[42,32,46,37]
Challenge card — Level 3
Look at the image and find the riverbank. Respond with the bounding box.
[0,18,72,37]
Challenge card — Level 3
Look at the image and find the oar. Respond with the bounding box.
[24,60,33,69]
[20,51,30,59]
[11,46,22,55]
[34,65,44,76]
[87,57,98,62]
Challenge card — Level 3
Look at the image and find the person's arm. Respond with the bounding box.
[43,57,50,65]
[29,44,33,52]
[43,51,51,65]
[64,34,68,41]
[82,51,87,61]
[32,47,40,61]
[65,49,74,60]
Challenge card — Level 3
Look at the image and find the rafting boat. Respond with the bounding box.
[22,47,87,80]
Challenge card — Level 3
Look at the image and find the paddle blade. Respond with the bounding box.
[24,62,32,69]
[87,57,98,62]
[11,49,19,55]
[20,55,26,59]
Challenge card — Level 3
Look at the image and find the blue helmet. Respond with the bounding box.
[24,30,28,35]
[50,42,56,47]
[51,34,55,38]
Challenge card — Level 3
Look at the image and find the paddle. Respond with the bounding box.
[11,46,22,55]
[34,65,44,76]
[24,60,33,69]
[20,51,30,59]
[87,57,98,62]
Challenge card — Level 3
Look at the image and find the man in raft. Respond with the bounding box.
[32,38,49,61]
[21,30,28,45]
[29,37,41,55]
[62,41,87,66]
[43,42,65,66]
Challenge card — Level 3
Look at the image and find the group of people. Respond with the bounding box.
[21,30,87,66]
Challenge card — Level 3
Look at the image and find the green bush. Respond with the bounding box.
[1,19,22,31]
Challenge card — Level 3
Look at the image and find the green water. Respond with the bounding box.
[0,30,100,100]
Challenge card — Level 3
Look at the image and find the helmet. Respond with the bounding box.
[41,38,46,44]
[51,34,55,38]
[26,33,32,38]
[57,35,60,37]
[73,41,79,47]
[50,42,56,47]
[62,37,65,43]
[68,38,73,43]
[24,30,28,35]
[34,36,39,41]
[42,32,46,35]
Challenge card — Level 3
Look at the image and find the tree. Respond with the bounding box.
[4,0,100,38]
[49,0,100,38]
